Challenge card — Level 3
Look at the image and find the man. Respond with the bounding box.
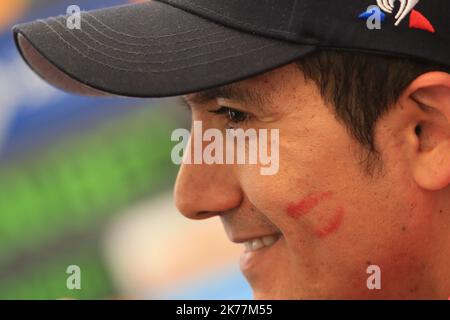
[13,0,450,299]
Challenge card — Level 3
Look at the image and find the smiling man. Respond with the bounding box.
[13,0,450,299]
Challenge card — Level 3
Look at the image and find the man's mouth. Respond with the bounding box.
[243,234,281,252]
[238,232,283,274]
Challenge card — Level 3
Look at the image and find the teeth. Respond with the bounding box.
[244,235,279,252]
[251,239,264,250]
[262,235,276,247]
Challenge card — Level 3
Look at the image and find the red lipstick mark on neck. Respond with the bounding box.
[286,191,333,218]
[314,206,345,238]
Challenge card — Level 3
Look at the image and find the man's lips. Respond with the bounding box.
[229,232,282,244]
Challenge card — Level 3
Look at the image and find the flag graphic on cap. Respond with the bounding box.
[360,0,436,33]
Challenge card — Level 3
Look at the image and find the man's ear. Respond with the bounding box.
[401,72,450,190]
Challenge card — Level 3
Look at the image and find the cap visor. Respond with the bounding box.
[13,1,316,98]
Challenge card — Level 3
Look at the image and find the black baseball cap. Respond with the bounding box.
[12,0,450,98]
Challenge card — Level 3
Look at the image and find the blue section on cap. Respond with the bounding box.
[358,6,386,22]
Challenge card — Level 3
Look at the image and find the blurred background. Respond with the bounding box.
[0,0,251,299]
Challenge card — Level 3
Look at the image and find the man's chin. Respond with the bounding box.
[240,236,286,298]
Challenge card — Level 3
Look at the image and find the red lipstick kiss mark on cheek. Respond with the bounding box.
[286,192,345,238]
[314,206,345,238]
[286,191,333,218]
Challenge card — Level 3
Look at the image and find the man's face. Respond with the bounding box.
[175,63,437,299]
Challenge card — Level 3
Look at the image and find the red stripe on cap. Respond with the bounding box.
[409,9,435,33]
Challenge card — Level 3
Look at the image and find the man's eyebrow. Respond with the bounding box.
[183,84,268,108]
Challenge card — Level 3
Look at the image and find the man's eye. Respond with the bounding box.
[209,106,249,124]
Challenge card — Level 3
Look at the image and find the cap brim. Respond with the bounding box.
[13,1,316,98]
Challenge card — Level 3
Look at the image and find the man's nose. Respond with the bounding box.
[174,156,243,220]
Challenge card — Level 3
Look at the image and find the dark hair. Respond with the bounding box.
[296,50,450,156]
